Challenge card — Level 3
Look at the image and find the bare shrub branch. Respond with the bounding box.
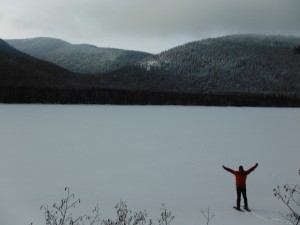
[200,207,214,225]
[274,170,300,225]
[40,187,100,225]
[157,204,174,225]
[103,200,148,225]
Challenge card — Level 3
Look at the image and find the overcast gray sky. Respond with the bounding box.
[1,0,300,53]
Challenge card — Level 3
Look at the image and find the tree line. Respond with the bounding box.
[1,86,300,107]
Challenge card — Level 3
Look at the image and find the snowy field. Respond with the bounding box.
[0,104,299,225]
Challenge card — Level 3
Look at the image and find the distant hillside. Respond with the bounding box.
[1,35,300,106]
[136,34,300,95]
[0,38,88,89]
[6,37,152,74]
[0,38,18,53]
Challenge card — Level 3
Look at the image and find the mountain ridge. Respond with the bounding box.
[0,38,79,88]
[134,34,300,94]
[1,35,300,106]
[6,37,152,74]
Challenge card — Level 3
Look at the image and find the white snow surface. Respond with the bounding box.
[0,105,299,225]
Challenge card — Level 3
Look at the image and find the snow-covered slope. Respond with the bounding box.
[0,105,299,225]
[137,35,300,94]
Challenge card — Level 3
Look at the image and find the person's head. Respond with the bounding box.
[239,165,244,172]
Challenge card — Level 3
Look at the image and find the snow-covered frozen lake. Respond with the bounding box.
[0,105,299,225]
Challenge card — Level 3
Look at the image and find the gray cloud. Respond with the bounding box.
[1,0,300,52]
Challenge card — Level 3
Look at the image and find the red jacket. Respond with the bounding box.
[223,164,258,188]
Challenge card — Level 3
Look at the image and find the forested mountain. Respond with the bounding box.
[0,38,78,88]
[0,38,18,53]
[136,34,300,95]
[1,35,300,106]
[6,37,152,74]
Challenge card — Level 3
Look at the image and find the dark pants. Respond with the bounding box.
[236,188,248,209]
